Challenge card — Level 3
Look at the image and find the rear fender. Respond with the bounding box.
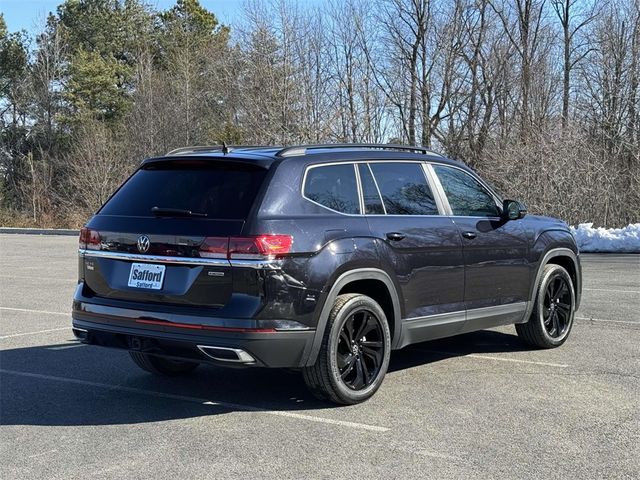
[303,267,402,367]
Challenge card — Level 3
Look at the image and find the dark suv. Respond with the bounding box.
[72,144,581,404]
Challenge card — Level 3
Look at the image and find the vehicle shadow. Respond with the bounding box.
[0,329,530,427]
[389,328,531,372]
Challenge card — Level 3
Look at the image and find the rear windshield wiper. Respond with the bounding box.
[151,207,208,218]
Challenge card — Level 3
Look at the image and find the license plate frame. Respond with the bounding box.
[127,263,166,290]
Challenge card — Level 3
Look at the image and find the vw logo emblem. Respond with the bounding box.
[137,235,150,254]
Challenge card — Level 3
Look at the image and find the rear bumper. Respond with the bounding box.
[72,299,315,368]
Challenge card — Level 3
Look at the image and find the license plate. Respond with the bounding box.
[127,263,166,290]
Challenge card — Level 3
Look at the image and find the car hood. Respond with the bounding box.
[526,214,571,232]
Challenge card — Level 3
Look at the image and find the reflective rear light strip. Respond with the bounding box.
[135,319,276,333]
[202,235,293,260]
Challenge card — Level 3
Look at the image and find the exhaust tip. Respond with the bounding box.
[72,327,89,342]
[197,345,256,364]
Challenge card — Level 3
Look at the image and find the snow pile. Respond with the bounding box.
[570,223,640,253]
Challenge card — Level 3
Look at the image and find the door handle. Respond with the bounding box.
[386,232,406,241]
[462,231,477,239]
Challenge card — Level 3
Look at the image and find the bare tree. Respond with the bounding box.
[30,21,67,151]
[66,121,132,215]
[551,0,598,129]
[490,0,547,136]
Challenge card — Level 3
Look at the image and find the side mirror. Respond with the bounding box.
[503,199,527,221]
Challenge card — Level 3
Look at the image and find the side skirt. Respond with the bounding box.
[397,302,528,348]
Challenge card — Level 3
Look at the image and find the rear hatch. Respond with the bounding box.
[80,159,268,309]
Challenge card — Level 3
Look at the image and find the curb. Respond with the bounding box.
[0,227,79,236]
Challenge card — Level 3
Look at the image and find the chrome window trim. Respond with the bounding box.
[300,159,499,218]
[422,163,450,216]
[364,163,387,215]
[353,162,365,215]
[300,162,362,216]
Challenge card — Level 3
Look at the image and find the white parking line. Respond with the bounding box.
[46,343,85,350]
[417,349,569,368]
[583,288,640,294]
[0,306,68,316]
[0,369,389,433]
[575,316,638,325]
[0,327,69,340]
[463,354,568,368]
[0,274,76,282]
[27,449,58,459]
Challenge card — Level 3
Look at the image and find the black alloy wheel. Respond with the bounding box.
[337,309,385,390]
[542,274,573,338]
[302,293,391,405]
[516,263,576,348]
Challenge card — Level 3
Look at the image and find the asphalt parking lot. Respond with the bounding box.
[1,234,638,479]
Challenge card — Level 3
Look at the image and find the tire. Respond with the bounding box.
[516,264,576,348]
[129,351,200,376]
[303,293,391,405]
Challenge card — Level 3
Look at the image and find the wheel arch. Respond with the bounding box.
[522,247,581,323]
[546,255,580,306]
[303,268,402,367]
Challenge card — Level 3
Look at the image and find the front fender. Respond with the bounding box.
[523,230,581,323]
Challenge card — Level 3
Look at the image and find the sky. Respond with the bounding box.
[1,0,247,34]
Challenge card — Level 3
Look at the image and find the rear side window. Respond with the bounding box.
[358,164,384,214]
[433,165,500,217]
[369,162,438,215]
[304,164,359,214]
[99,162,267,219]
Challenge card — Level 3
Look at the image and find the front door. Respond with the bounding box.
[430,164,530,327]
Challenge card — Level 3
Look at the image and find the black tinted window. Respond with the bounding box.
[99,162,267,219]
[369,162,438,215]
[358,164,384,214]
[433,165,500,217]
[304,164,359,214]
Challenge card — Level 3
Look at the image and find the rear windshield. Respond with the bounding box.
[99,162,267,219]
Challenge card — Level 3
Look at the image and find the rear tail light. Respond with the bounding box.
[254,235,294,257]
[229,235,293,259]
[199,237,229,258]
[200,235,293,260]
[79,227,101,250]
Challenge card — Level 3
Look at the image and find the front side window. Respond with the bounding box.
[304,164,359,214]
[433,165,500,217]
[369,162,438,215]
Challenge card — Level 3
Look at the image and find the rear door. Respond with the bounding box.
[362,161,465,340]
[81,160,268,309]
[430,164,530,319]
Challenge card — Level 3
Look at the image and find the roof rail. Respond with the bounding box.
[166,145,223,156]
[275,143,442,157]
[166,145,275,156]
